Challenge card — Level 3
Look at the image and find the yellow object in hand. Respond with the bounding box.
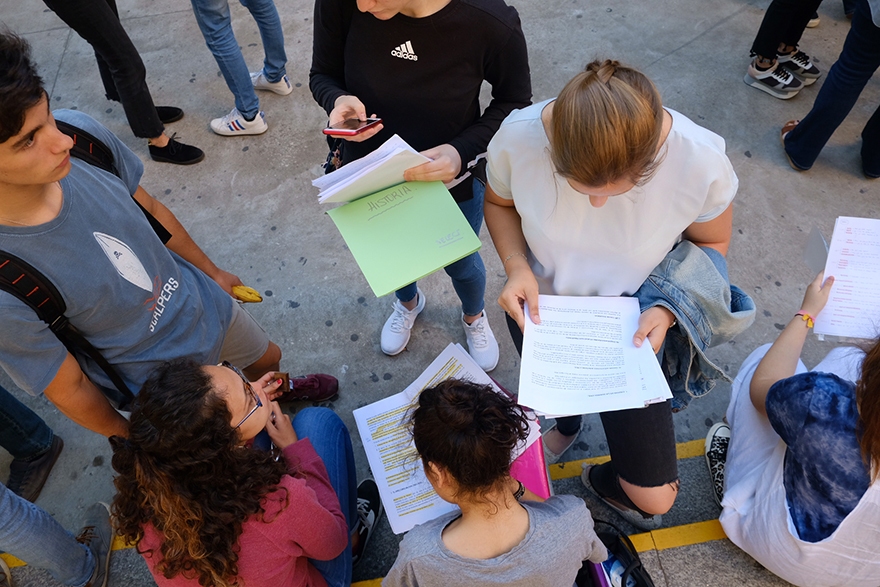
[232,285,263,303]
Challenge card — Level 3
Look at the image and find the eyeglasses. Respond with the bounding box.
[219,361,262,429]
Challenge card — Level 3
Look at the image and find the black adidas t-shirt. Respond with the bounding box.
[310,0,531,201]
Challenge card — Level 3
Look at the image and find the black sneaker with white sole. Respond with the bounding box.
[705,422,731,507]
[777,50,822,85]
[352,479,383,566]
[744,60,803,99]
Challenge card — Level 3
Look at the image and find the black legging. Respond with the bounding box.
[505,312,678,489]
[750,0,825,59]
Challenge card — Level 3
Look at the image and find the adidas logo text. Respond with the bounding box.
[391,41,418,61]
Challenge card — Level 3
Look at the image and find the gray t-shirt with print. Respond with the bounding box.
[383,495,607,587]
[0,110,233,395]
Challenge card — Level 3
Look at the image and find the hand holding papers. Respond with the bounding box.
[518,296,672,417]
[353,344,540,534]
[815,217,880,339]
[312,134,429,203]
[313,134,482,297]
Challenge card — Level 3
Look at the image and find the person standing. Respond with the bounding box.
[781,0,880,176]
[190,0,292,136]
[309,0,532,372]
[41,0,205,165]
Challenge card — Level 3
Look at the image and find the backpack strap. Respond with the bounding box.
[55,119,172,244]
[0,251,135,409]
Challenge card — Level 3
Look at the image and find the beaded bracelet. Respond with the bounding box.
[795,311,815,328]
[503,252,528,266]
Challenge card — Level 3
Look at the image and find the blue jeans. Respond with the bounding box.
[189,0,288,119]
[292,408,357,587]
[784,0,880,175]
[0,483,94,586]
[396,179,487,317]
[0,385,54,461]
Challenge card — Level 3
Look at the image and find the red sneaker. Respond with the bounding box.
[277,374,339,402]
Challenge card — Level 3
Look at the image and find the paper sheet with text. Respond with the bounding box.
[518,295,671,417]
[353,343,540,534]
[815,216,880,339]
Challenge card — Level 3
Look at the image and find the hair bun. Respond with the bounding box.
[586,59,620,84]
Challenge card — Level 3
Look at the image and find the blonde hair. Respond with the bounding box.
[550,59,664,188]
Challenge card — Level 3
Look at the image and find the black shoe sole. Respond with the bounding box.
[156,106,184,124]
[150,151,205,165]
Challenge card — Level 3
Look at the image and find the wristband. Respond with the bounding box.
[513,480,525,501]
[503,252,528,266]
[795,311,815,328]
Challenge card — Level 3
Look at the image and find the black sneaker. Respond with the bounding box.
[76,503,113,587]
[352,479,383,566]
[705,422,730,507]
[155,106,184,124]
[7,435,63,503]
[777,49,822,85]
[148,134,205,165]
[744,60,803,99]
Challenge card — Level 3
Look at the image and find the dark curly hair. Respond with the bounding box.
[857,338,880,483]
[0,30,46,143]
[111,359,288,587]
[411,379,530,498]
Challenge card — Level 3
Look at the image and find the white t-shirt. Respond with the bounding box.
[487,99,738,296]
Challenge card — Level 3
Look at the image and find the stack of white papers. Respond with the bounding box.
[311,134,430,203]
[353,343,540,534]
[815,216,880,339]
[518,296,672,417]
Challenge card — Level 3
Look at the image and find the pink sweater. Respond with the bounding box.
[139,439,348,587]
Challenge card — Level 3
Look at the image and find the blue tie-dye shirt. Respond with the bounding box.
[766,372,871,543]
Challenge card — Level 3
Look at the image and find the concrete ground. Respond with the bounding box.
[0,0,877,585]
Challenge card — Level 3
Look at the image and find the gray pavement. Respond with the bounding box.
[0,0,877,585]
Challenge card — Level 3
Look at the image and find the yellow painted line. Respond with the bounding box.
[550,439,705,480]
[352,579,384,587]
[649,519,727,550]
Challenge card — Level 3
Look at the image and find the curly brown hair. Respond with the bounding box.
[110,359,288,587]
[857,338,880,483]
[411,379,530,499]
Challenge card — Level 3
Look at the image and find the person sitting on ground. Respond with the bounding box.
[383,379,606,587]
[111,359,382,587]
[743,0,823,99]
[706,272,880,586]
[0,493,112,587]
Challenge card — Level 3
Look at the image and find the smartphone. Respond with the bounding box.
[322,117,382,136]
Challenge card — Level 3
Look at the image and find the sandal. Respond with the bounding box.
[780,120,809,171]
[581,464,662,531]
[542,419,584,464]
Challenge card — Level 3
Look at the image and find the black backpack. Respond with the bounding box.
[0,120,170,409]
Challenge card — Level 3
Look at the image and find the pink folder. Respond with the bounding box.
[510,437,552,499]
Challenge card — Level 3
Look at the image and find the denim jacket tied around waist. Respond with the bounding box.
[634,240,756,411]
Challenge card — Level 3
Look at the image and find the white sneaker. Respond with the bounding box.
[462,311,499,372]
[381,289,426,355]
[250,71,293,96]
[210,108,268,136]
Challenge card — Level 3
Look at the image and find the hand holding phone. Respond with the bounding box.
[323,118,383,136]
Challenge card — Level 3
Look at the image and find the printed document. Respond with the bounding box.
[816,216,880,339]
[353,343,540,534]
[312,134,429,203]
[518,295,671,417]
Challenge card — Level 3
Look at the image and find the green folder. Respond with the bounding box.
[327,181,482,297]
